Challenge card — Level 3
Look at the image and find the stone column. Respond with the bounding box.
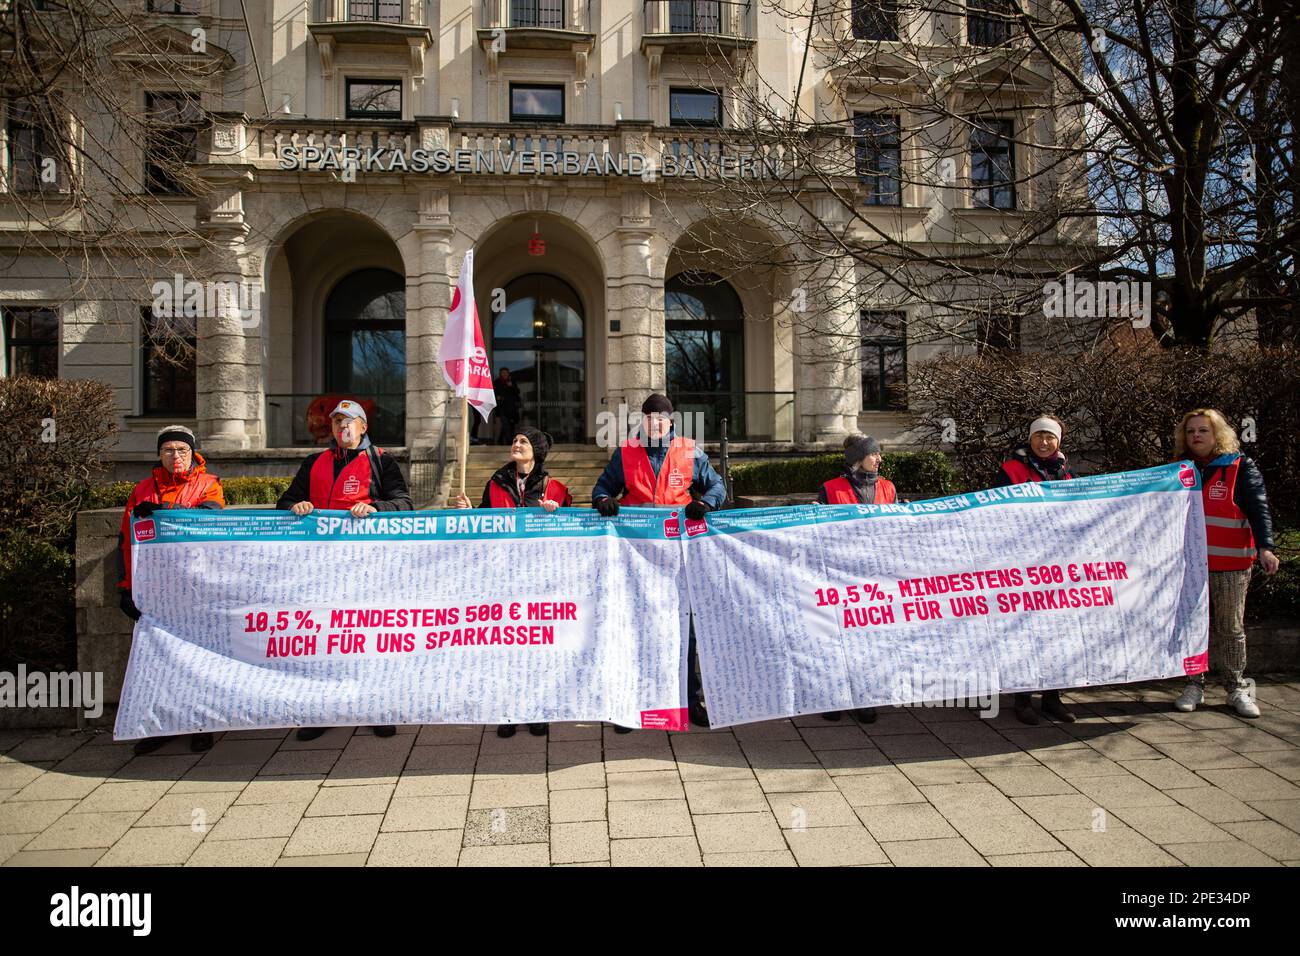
[409,185,454,450]
[605,189,662,434]
[196,171,260,450]
[795,238,861,443]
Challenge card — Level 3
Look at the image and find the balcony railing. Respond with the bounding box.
[643,1,751,39]
[313,0,425,26]
[480,0,588,31]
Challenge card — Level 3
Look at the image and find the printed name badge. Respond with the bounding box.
[343,477,361,496]
[668,472,686,489]
[133,519,156,542]
[1208,482,1228,500]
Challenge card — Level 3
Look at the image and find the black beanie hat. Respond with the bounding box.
[641,393,674,416]
[515,426,551,466]
[844,433,881,470]
[157,425,197,455]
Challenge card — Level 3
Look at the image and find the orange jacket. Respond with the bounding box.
[117,452,224,590]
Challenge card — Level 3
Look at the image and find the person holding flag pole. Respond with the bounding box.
[439,249,497,498]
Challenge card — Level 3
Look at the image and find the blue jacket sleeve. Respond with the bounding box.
[692,451,726,509]
[592,450,625,502]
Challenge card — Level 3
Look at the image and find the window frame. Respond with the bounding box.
[5,99,63,194]
[969,116,1016,210]
[967,0,1013,47]
[2,305,59,379]
[851,0,898,41]
[859,309,908,411]
[344,78,403,120]
[976,313,1021,353]
[668,87,723,129]
[140,305,197,416]
[143,91,202,196]
[853,112,903,207]
[507,83,566,124]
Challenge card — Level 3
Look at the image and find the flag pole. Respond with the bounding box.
[459,395,469,498]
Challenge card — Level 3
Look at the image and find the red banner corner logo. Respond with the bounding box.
[664,512,681,538]
[133,519,156,542]
[684,516,708,537]
[1178,463,1196,488]
[1183,651,1209,675]
[640,708,688,731]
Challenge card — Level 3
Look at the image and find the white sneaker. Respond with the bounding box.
[1227,688,1261,718]
[1174,684,1203,713]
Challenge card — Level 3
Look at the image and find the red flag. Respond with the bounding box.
[438,250,496,421]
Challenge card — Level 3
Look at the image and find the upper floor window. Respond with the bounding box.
[667,1,722,33]
[854,113,902,206]
[144,92,201,195]
[967,0,1013,47]
[349,0,402,22]
[147,1,201,12]
[670,88,722,128]
[509,84,565,123]
[141,306,196,415]
[5,99,63,193]
[852,1,898,41]
[970,117,1015,209]
[346,79,401,119]
[860,310,907,410]
[3,306,58,379]
[511,0,564,28]
[977,313,1020,353]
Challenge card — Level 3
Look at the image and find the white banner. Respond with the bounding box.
[685,463,1211,727]
[115,507,690,738]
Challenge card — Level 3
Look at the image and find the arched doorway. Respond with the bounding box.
[665,271,745,438]
[323,267,405,445]
[490,273,585,443]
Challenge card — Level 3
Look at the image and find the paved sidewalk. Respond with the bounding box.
[2,679,1299,867]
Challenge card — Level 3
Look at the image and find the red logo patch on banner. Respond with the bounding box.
[663,513,681,538]
[684,516,708,537]
[133,519,156,542]
[1178,463,1196,488]
[1183,651,1209,675]
[639,708,688,731]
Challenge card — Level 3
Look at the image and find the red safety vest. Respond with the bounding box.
[487,478,570,509]
[1000,457,1073,484]
[308,447,379,509]
[1202,457,1256,572]
[822,475,897,504]
[621,437,695,506]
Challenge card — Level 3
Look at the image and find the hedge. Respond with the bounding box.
[87,476,294,509]
[730,450,964,499]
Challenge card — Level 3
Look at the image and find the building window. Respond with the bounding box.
[669,88,722,127]
[3,306,58,379]
[511,0,564,28]
[667,1,722,33]
[854,113,902,206]
[970,118,1015,209]
[144,92,201,195]
[852,1,898,41]
[977,313,1020,353]
[509,84,565,123]
[147,1,201,12]
[860,310,906,410]
[968,0,1012,47]
[345,79,402,119]
[349,0,402,22]
[141,306,196,415]
[5,99,62,193]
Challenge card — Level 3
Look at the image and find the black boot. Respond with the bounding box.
[689,699,711,728]
[132,735,175,756]
[527,723,549,736]
[189,732,214,753]
[1041,690,1076,723]
[850,707,877,724]
[1013,693,1039,726]
[372,725,397,737]
[822,711,843,721]
[612,724,634,734]
[295,727,327,742]
[496,724,517,738]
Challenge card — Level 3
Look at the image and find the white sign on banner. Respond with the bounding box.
[114,507,690,738]
[683,463,1210,727]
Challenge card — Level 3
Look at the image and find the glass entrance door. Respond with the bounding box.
[491,274,585,443]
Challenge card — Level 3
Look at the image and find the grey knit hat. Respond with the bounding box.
[844,433,881,470]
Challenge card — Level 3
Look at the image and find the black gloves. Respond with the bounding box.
[684,500,709,521]
[594,497,620,517]
[119,590,142,622]
[132,501,158,519]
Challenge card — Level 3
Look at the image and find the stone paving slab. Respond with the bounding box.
[1,679,1299,866]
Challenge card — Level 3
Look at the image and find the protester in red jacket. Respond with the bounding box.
[117,425,225,755]
[993,415,1077,725]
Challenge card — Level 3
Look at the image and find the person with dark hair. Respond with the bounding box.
[455,426,571,738]
[992,415,1077,725]
[117,425,225,755]
[591,393,726,730]
[493,367,521,444]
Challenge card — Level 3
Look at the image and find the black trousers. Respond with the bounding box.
[688,618,704,705]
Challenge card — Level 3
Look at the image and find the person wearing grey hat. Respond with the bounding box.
[277,399,412,740]
[117,425,226,755]
[992,414,1077,725]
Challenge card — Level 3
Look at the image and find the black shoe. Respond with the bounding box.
[612,725,634,734]
[295,727,327,742]
[496,724,517,738]
[1014,703,1040,726]
[689,700,711,729]
[850,707,877,724]
[132,735,173,756]
[372,725,397,737]
[527,723,548,736]
[1041,692,1076,723]
[189,732,214,753]
[822,711,843,721]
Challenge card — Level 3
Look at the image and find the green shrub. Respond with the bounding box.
[0,530,75,671]
[1247,528,1299,623]
[731,450,964,499]
[87,476,293,509]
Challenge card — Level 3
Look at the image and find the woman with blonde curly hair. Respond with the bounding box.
[1173,409,1280,718]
